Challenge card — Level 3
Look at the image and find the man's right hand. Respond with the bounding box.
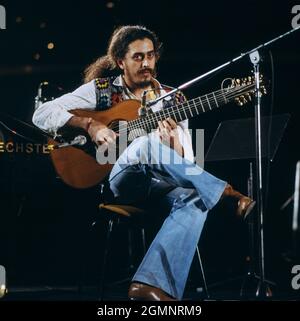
[87,119,118,149]
[67,116,117,150]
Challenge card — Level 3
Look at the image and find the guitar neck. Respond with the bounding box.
[127,83,252,134]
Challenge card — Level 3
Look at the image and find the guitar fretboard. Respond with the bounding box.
[125,82,255,137]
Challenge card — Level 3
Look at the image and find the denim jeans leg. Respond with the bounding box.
[107,135,227,299]
[108,163,153,204]
[132,188,208,300]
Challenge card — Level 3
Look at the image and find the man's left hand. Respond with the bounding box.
[158,118,184,157]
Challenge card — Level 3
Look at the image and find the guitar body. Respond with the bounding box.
[49,99,141,189]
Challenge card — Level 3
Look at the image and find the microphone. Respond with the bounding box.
[138,90,148,117]
[141,90,147,108]
[52,135,87,149]
[138,88,161,117]
[34,81,49,110]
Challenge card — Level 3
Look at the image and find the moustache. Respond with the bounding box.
[138,68,153,75]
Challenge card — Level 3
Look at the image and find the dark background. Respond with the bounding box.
[0,0,299,299]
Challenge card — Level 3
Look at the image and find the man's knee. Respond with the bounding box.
[109,164,152,203]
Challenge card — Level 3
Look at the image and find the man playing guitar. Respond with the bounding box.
[33,25,255,301]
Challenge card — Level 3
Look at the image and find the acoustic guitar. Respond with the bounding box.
[48,76,266,189]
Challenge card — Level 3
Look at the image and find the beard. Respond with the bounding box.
[136,67,157,88]
[138,79,152,88]
[122,65,158,91]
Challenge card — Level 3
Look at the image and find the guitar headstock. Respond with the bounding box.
[228,75,267,106]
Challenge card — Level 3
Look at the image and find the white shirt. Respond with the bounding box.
[32,76,194,162]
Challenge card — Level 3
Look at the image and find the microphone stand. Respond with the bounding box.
[35,81,49,110]
[249,50,275,298]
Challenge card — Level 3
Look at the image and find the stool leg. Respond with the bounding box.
[141,228,146,255]
[196,245,210,299]
[128,228,134,271]
[99,219,114,300]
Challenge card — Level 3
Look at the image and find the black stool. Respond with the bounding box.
[96,203,147,300]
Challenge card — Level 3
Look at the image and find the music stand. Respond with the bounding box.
[205,113,290,298]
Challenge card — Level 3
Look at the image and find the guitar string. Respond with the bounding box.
[110,86,231,132]
[112,84,252,132]
[109,82,258,135]
[114,90,249,138]
[119,86,255,136]
[108,89,234,135]
[112,82,257,134]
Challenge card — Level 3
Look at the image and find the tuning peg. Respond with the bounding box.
[235,97,244,106]
[242,96,248,104]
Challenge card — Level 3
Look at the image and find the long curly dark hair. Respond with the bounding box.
[83,25,162,83]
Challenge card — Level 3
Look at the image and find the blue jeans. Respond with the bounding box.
[108,135,226,299]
